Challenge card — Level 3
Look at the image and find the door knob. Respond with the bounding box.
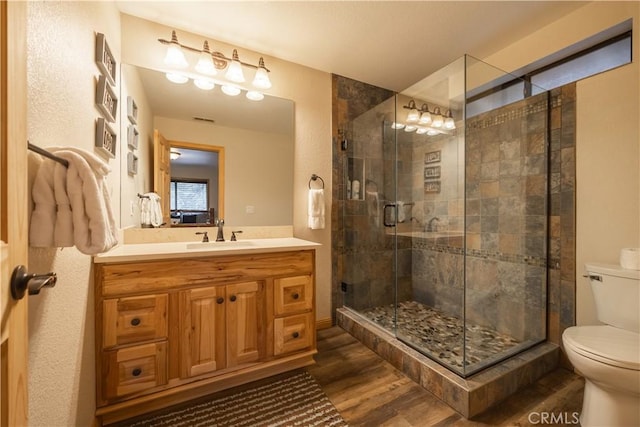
[10,265,57,300]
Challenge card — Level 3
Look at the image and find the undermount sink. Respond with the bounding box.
[186,240,257,250]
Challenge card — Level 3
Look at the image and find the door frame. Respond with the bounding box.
[0,1,29,426]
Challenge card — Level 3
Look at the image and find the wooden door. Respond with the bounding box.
[153,130,171,226]
[226,281,264,367]
[0,2,29,426]
[179,286,226,378]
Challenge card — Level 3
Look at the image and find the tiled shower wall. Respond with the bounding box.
[331,74,576,353]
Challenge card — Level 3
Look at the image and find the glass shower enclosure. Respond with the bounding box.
[342,55,549,377]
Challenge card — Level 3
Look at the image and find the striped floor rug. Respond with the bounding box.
[117,370,348,427]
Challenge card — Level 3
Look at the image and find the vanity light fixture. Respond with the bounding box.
[195,41,217,76]
[194,78,215,90]
[396,100,457,136]
[225,49,245,83]
[158,30,272,99]
[246,90,264,101]
[163,30,189,69]
[221,85,241,96]
[166,72,189,84]
[170,149,181,160]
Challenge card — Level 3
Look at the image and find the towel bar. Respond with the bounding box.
[308,174,325,189]
[27,141,69,168]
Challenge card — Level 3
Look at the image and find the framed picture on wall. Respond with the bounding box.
[96,75,118,122]
[95,32,116,85]
[424,166,441,180]
[425,150,441,164]
[127,96,138,124]
[424,181,441,194]
[95,117,116,158]
[127,124,139,150]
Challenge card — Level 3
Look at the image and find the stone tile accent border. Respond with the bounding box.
[337,307,559,418]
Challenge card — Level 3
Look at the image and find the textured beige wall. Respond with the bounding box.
[26,2,122,426]
[483,2,640,326]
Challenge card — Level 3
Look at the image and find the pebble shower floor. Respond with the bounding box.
[361,300,522,370]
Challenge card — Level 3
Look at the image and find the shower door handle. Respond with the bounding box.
[383,203,396,227]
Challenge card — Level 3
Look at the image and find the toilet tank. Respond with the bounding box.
[586,263,640,333]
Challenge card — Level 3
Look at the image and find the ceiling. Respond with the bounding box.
[116,1,588,92]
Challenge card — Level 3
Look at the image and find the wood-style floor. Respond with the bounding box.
[308,326,585,427]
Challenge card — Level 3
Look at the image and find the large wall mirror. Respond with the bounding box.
[120,64,295,228]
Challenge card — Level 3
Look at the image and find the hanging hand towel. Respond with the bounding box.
[308,188,325,230]
[56,149,118,255]
[30,158,57,247]
[53,161,74,247]
[140,192,164,227]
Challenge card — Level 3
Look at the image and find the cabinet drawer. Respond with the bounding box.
[274,275,312,316]
[103,294,168,348]
[274,313,313,356]
[103,342,167,399]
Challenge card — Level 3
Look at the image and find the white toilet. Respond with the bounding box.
[562,263,640,427]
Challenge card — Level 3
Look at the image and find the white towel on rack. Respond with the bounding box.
[53,161,74,247]
[308,188,325,230]
[30,158,57,247]
[140,192,164,227]
[55,149,118,255]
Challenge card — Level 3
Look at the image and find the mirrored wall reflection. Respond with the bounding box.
[119,64,295,228]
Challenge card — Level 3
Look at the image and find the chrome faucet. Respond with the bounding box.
[426,216,440,232]
[215,218,225,242]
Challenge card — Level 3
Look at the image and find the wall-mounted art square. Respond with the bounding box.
[425,150,441,164]
[127,96,138,124]
[96,75,118,122]
[424,181,441,194]
[127,124,139,150]
[424,166,441,180]
[95,118,116,159]
[127,152,139,175]
[95,32,116,85]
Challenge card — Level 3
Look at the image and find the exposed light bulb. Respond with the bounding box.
[221,85,241,96]
[195,41,217,75]
[164,30,188,69]
[225,49,245,83]
[246,90,264,101]
[166,72,188,84]
[444,110,456,129]
[431,107,444,128]
[194,78,215,90]
[252,57,272,89]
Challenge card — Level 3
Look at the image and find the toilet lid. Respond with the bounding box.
[564,326,640,370]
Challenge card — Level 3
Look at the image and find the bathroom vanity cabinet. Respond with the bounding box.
[93,248,316,425]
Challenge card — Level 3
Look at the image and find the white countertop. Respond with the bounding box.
[93,237,321,263]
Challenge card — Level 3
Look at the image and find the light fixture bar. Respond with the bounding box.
[158,37,271,72]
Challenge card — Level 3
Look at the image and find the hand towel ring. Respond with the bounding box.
[308,174,325,189]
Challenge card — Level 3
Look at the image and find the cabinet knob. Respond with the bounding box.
[130,318,141,326]
[292,293,300,300]
[217,297,224,304]
[230,295,237,302]
[292,332,300,339]
[132,368,142,377]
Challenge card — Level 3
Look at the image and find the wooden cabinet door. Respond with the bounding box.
[226,281,265,367]
[179,287,226,378]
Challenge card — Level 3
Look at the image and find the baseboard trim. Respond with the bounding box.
[315,317,332,330]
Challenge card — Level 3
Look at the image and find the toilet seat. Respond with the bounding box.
[563,325,640,370]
